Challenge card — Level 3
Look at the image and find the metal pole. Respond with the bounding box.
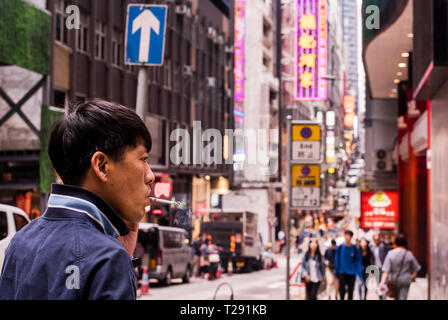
[136,67,149,120]
[276,0,282,183]
[286,115,292,300]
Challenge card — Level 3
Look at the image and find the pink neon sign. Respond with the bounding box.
[234,0,245,102]
[295,0,328,101]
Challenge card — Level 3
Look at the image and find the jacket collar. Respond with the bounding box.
[44,184,129,238]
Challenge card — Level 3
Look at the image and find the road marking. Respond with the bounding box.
[266,281,284,289]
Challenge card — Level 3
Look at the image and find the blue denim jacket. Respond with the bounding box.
[0,184,136,300]
[301,253,326,282]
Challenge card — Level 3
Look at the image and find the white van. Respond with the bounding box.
[135,223,193,286]
[0,204,31,274]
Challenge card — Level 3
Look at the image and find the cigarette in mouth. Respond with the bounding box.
[145,197,184,213]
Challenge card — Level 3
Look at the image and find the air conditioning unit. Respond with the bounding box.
[375,149,393,172]
[183,65,193,76]
[207,27,217,40]
[224,45,234,53]
[175,4,188,15]
[206,77,216,88]
[216,35,225,45]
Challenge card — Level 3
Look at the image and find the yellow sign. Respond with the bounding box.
[291,164,321,188]
[292,124,321,141]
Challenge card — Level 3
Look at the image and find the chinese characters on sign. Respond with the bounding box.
[295,0,328,101]
[361,191,399,229]
[291,124,321,161]
[234,0,245,102]
[291,164,321,207]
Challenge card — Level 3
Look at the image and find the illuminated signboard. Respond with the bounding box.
[295,0,328,101]
[234,0,245,102]
[344,95,356,112]
[361,191,399,229]
[152,209,163,215]
[153,182,172,199]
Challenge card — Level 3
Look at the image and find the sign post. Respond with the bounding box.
[125,4,168,120]
[286,115,292,300]
[286,119,322,300]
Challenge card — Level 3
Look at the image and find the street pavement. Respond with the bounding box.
[138,243,428,300]
[138,252,301,300]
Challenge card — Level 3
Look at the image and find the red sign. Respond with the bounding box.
[361,191,398,229]
[153,182,171,199]
[152,209,163,215]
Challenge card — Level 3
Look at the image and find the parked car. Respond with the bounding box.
[136,223,193,286]
[0,204,30,274]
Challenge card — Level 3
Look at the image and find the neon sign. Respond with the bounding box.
[234,0,245,102]
[153,182,172,199]
[295,0,328,101]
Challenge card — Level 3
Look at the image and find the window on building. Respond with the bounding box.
[263,18,271,39]
[112,29,123,67]
[95,21,107,60]
[55,0,68,44]
[163,59,172,89]
[145,116,167,167]
[0,211,7,240]
[53,89,67,109]
[173,64,180,92]
[77,13,89,54]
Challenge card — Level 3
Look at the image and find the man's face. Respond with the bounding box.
[344,234,352,244]
[373,235,380,245]
[104,143,154,223]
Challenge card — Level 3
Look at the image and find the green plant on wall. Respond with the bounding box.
[0,0,50,75]
[40,105,65,193]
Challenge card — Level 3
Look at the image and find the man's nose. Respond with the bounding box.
[145,166,155,185]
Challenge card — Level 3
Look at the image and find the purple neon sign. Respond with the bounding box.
[234,0,245,102]
[295,0,328,101]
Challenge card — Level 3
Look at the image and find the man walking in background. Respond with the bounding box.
[334,230,363,300]
[324,239,339,300]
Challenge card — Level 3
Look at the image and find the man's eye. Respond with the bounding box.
[142,157,148,162]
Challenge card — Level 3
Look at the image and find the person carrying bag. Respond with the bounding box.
[379,234,421,300]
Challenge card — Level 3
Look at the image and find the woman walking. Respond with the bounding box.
[301,239,326,300]
[379,234,421,300]
[358,238,374,299]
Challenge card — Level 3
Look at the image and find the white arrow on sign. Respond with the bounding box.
[132,9,160,63]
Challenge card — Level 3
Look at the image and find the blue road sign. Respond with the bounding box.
[125,4,167,65]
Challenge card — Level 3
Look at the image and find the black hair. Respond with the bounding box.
[395,233,407,247]
[305,239,322,262]
[344,230,354,237]
[49,99,152,186]
[331,239,337,246]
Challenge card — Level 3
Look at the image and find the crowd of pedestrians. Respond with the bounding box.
[300,230,421,300]
[191,233,222,281]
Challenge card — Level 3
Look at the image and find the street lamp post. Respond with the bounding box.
[286,115,292,300]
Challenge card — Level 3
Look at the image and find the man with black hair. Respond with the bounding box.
[0,100,155,300]
[324,239,339,300]
[334,230,363,300]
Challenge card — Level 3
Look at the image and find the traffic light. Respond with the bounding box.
[328,167,335,174]
[230,235,236,252]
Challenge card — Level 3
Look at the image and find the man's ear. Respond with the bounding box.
[90,151,110,182]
